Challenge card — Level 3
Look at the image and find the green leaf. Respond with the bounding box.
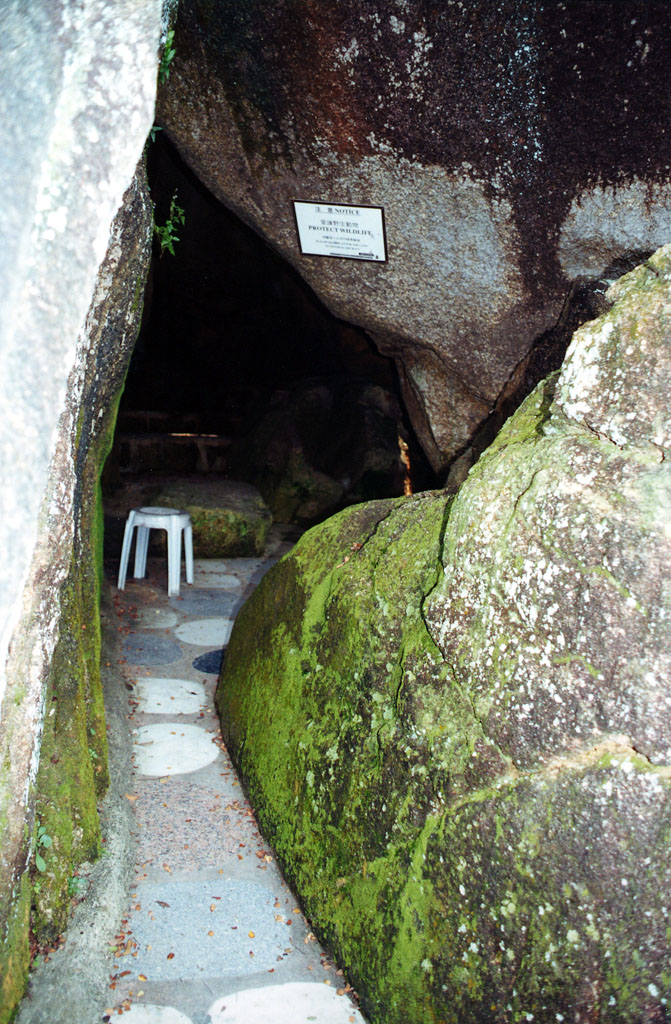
[158,29,176,84]
[40,834,53,849]
[35,852,46,873]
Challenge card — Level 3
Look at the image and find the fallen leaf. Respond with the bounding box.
[167,952,175,960]
[248,930,255,938]
[138,974,147,982]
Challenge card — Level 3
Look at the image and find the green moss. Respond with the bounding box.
[26,326,130,947]
[485,372,558,457]
[218,492,475,1021]
[217,478,671,1022]
[0,871,31,1024]
[157,481,272,557]
[30,565,102,942]
[186,506,269,557]
[0,162,153,1024]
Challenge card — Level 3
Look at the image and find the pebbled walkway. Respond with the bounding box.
[106,525,366,1024]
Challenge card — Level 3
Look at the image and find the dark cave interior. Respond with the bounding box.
[108,134,436,524]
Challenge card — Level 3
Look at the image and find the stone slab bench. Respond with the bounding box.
[155,478,272,558]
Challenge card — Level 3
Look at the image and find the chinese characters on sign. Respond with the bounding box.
[292,201,387,262]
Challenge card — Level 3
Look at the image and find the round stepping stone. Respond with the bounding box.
[134,607,179,629]
[133,723,219,776]
[135,678,207,715]
[224,558,265,578]
[175,617,233,647]
[128,880,288,980]
[120,1007,193,1024]
[207,982,366,1023]
[169,588,240,617]
[123,633,182,667]
[192,649,225,675]
[193,562,243,589]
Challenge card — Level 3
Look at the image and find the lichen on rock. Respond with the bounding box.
[217,246,671,1022]
[0,161,153,1020]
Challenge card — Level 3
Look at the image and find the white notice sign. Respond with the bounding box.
[292,200,387,262]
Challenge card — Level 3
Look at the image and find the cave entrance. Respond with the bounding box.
[103,135,434,556]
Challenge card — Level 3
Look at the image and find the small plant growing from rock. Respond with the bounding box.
[68,874,87,899]
[153,192,185,257]
[158,28,176,83]
[34,824,52,873]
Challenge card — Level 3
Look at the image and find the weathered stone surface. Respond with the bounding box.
[557,251,671,452]
[159,0,671,473]
[217,249,671,1022]
[0,2,160,1017]
[156,478,272,556]
[427,245,671,770]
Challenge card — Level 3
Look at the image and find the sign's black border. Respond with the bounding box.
[292,199,388,263]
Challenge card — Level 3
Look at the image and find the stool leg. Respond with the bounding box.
[167,520,181,597]
[117,517,135,591]
[184,522,194,585]
[134,525,150,579]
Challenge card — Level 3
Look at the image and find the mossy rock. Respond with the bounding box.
[0,873,31,1024]
[0,165,152,1020]
[156,478,272,557]
[217,248,671,1023]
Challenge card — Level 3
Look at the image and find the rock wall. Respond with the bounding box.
[158,0,671,474]
[217,247,671,1022]
[0,2,161,1017]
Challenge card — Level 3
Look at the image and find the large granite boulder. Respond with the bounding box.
[159,0,671,474]
[0,2,161,1018]
[216,247,671,1022]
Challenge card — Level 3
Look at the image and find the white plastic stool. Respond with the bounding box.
[117,506,193,597]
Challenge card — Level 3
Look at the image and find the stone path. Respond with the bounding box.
[107,525,366,1024]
